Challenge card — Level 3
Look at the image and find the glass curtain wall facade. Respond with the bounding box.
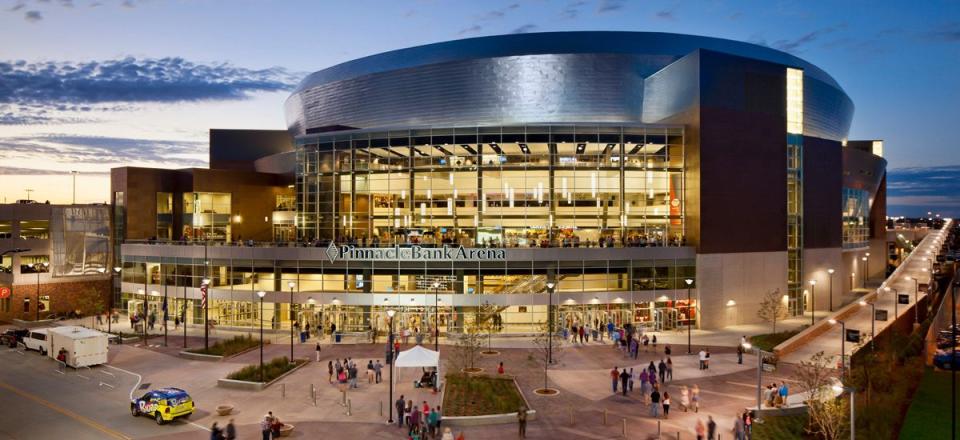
[296,126,685,248]
[842,187,869,248]
[786,68,805,315]
[119,255,695,334]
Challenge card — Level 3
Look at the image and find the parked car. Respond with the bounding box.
[22,329,50,355]
[0,328,28,348]
[934,350,960,370]
[131,388,195,425]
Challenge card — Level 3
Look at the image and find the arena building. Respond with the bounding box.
[112,32,887,335]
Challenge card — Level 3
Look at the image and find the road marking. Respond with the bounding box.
[695,387,755,401]
[0,380,131,440]
[726,381,756,389]
[187,421,212,432]
[104,364,141,400]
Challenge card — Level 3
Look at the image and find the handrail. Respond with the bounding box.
[121,237,689,250]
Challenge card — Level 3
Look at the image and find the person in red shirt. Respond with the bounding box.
[611,367,619,393]
[497,362,504,374]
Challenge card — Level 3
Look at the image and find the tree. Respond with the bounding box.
[478,301,498,354]
[794,351,849,440]
[756,288,788,333]
[448,307,485,374]
[531,318,564,394]
[74,286,106,328]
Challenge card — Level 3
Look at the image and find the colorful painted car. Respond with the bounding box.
[130,388,195,424]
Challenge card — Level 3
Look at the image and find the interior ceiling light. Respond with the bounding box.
[460,144,477,155]
[489,143,503,154]
[518,143,530,154]
[576,143,586,154]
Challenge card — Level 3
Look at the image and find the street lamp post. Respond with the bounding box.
[288,281,296,361]
[861,256,868,288]
[859,300,875,351]
[809,280,817,326]
[386,309,396,424]
[257,290,266,382]
[742,342,771,421]
[832,384,856,440]
[137,288,146,344]
[685,278,694,354]
[885,286,899,323]
[31,262,49,321]
[829,318,847,378]
[432,281,440,351]
[111,267,121,334]
[202,278,210,350]
[827,268,835,312]
[906,276,920,324]
[546,281,556,364]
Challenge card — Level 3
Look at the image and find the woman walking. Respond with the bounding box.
[680,386,690,412]
[691,384,701,412]
[662,392,671,419]
[327,361,334,383]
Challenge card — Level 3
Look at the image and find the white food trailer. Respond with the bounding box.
[48,326,109,368]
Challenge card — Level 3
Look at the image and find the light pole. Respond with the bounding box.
[742,342,771,419]
[546,281,556,364]
[861,256,868,288]
[832,384,855,440]
[288,281,296,361]
[386,309,396,424]
[827,268,835,312]
[137,287,146,343]
[885,286,899,323]
[432,281,440,351]
[828,318,847,378]
[202,278,210,350]
[685,278,694,354]
[30,262,49,321]
[110,266,121,334]
[809,280,817,325]
[257,290,266,383]
[859,300,875,351]
[163,272,169,347]
[906,276,919,324]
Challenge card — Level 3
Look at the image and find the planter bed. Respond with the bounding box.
[442,374,534,426]
[217,357,308,391]
[184,334,261,357]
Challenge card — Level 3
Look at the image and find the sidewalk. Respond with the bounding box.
[780,222,950,365]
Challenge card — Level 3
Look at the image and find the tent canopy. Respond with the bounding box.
[394,345,439,368]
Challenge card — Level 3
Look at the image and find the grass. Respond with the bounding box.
[899,367,960,439]
[752,413,810,440]
[442,374,526,417]
[226,356,303,382]
[749,328,804,352]
[186,334,261,357]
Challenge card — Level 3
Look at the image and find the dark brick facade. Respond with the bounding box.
[1,278,111,323]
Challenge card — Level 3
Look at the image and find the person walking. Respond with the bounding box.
[610,367,619,393]
[662,392,671,419]
[695,418,706,440]
[628,367,635,392]
[517,405,528,438]
[707,415,717,440]
[428,407,440,437]
[733,412,746,440]
[680,385,690,412]
[650,386,661,418]
[691,384,701,412]
[619,368,630,396]
[441,427,455,440]
[260,414,273,440]
[328,361,334,383]
[367,360,375,384]
[736,341,744,364]
[225,419,236,440]
[375,360,383,383]
[652,334,658,352]
[498,362,505,375]
[698,349,707,370]
[658,358,667,384]
[666,357,674,382]
[315,342,322,362]
[743,410,753,438]
[210,422,224,440]
[396,395,406,428]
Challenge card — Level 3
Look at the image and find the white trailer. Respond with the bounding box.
[49,326,109,368]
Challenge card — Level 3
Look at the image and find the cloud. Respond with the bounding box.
[729,12,743,20]
[919,22,960,43]
[770,24,845,53]
[597,0,625,13]
[24,10,42,21]
[458,3,520,36]
[655,10,675,20]
[0,57,301,109]
[561,0,587,19]
[0,166,108,176]
[887,165,960,217]
[0,135,207,168]
[58,0,74,7]
[511,24,537,34]
[8,3,26,11]
[457,24,482,36]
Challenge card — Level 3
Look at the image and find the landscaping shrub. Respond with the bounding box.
[186,333,261,357]
[226,356,302,382]
[442,374,526,416]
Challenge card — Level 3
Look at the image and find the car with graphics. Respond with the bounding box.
[934,350,960,371]
[130,388,195,424]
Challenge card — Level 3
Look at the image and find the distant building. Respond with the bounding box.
[0,202,111,322]
[113,32,886,333]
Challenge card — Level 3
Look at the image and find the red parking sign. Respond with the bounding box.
[0,287,10,299]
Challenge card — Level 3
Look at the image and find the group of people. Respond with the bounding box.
[209,419,237,440]
[763,382,790,408]
[395,396,449,439]
[329,358,366,388]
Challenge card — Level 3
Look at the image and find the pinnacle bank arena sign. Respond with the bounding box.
[325,244,506,263]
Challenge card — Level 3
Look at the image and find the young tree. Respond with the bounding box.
[448,307,485,374]
[795,351,849,440]
[756,288,788,333]
[531,318,564,394]
[478,301,498,354]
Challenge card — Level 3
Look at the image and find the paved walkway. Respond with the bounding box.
[781,222,950,365]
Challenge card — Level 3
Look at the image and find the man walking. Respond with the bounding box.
[396,395,406,428]
[698,349,707,370]
[736,342,744,364]
[707,415,717,440]
[650,386,661,418]
[315,342,322,362]
[374,360,383,383]
[619,368,630,396]
[658,358,667,384]
[610,367,619,393]
[517,405,528,438]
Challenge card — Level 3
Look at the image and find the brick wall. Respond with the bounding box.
[1,278,111,323]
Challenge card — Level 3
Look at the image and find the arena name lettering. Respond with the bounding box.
[326,244,505,263]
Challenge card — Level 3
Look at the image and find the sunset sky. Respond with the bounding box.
[1,0,958,216]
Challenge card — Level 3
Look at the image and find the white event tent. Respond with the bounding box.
[394,345,441,389]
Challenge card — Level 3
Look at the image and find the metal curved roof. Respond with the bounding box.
[291,31,842,94]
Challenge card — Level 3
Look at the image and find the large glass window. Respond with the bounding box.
[842,187,870,248]
[156,192,173,240]
[182,192,232,241]
[0,220,11,239]
[296,126,686,247]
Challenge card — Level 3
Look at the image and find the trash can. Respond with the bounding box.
[335,333,342,343]
[300,331,307,343]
